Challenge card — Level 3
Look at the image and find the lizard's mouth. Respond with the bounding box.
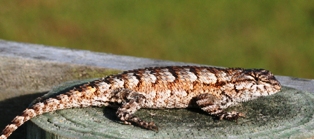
[271,77,282,92]
[274,83,281,91]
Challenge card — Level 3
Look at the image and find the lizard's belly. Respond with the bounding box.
[140,90,198,109]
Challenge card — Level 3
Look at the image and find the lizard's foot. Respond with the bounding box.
[195,93,245,121]
[128,115,158,131]
[115,89,158,131]
[217,111,245,120]
[117,110,158,131]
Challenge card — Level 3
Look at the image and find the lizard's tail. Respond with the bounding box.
[0,85,99,139]
[0,108,40,139]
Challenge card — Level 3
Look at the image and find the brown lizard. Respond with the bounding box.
[0,66,281,139]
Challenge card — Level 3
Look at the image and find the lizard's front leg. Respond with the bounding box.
[195,93,245,120]
[113,89,158,131]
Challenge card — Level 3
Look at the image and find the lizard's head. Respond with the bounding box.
[233,69,281,97]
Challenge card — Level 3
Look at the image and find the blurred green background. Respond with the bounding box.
[1,1,313,78]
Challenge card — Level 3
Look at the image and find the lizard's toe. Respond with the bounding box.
[147,122,158,132]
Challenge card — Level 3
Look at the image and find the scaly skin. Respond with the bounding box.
[0,66,281,139]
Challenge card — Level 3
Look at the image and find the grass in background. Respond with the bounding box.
[0,0,313,78]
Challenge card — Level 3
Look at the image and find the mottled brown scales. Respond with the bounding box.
[0,66,281,139]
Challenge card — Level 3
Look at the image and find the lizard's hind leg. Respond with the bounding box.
[114,89,158,131]
[195,93,245,120]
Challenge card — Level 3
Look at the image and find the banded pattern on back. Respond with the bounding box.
[102,66,281,108]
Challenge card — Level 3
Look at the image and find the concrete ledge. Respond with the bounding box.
[0,40,313,138]
[1,40,313,93]
[0,39,190,71]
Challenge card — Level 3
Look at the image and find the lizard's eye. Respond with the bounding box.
[248,72,260,82]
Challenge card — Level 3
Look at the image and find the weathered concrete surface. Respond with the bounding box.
[0,40,313,138]
[0,40,190,71]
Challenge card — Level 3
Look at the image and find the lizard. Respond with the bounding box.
[0,66,281,139]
